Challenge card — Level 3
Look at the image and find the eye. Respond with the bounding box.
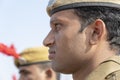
[54,23,62,32]
[19,70,31,76]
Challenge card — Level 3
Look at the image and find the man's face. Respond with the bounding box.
[19,65,46,80]
[43,9,92,73]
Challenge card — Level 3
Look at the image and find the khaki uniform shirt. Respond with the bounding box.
[86,56,120,80]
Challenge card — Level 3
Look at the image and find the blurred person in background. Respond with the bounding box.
[14,46,60,80]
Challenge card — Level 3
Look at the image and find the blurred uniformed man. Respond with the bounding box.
[14,46,60,80]
[43,0,120,80]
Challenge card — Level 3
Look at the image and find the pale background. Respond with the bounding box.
[0,0,72,80]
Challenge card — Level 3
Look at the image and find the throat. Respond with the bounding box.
[72,64,94,80]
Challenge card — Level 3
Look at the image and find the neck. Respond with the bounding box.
[72,42,116,80]
[72,58,95,80]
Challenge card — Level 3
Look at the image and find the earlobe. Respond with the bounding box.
[90,19,106,45]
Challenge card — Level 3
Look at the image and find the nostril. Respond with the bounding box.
[45,41,53,47]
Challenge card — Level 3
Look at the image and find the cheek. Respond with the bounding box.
[54,27,85,59]
[28,74,35,79]
[34,71,47,80]
[27,72,40,80]
[61,34,86,58]
[55,34,75,61]
[37,74,46,80]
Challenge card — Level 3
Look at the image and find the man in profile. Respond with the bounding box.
[43,0,120,80]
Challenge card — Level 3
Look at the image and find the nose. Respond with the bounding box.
[43,31,55,47]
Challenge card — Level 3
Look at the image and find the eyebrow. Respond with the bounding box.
[19,69,30,74]
[50,17,66,25]
[50,18,58,24]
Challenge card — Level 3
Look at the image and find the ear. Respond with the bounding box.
[45,68,53,78]
[89,19,106,45]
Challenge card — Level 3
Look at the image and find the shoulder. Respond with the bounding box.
[104,56,120,80]
[105,70,120,80]
[86,56,120,80]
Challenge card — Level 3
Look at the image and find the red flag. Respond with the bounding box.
[12,74,17,80]
[0,43,19,58]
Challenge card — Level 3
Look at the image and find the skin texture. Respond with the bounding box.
[43,9,115,80]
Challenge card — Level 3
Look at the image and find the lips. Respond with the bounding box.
[48,50,56,60]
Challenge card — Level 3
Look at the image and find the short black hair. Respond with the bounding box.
[73,6,120,54]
